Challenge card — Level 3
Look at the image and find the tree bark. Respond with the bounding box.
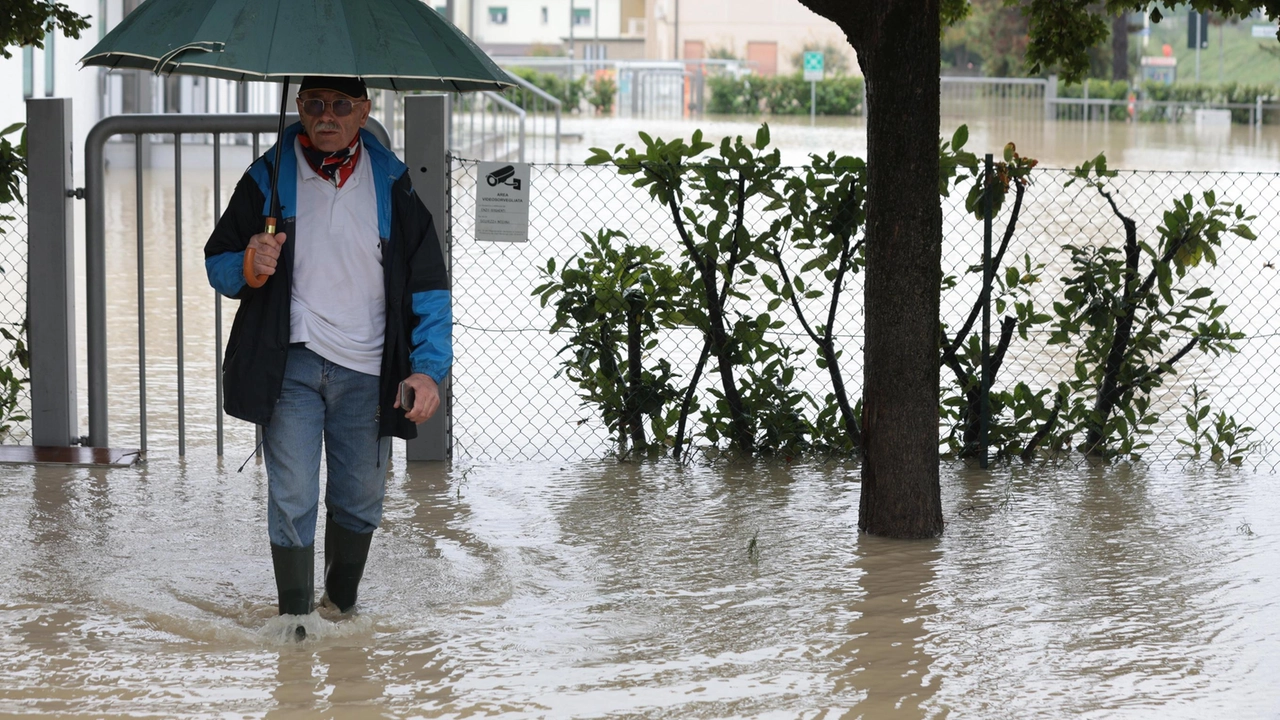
[800,0,944,538]
[1111,13,1130,82]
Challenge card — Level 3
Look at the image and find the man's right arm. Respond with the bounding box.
[204,172,265,299]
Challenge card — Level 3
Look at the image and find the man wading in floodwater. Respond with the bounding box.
[204,76,451,638]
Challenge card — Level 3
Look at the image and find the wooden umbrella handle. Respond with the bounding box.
[242,217,276,288]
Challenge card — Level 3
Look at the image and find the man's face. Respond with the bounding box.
[296,89,370,153]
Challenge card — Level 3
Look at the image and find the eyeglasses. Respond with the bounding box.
[298,97,367,118]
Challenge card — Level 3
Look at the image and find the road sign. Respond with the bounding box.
[1252,24,1278,38]
[803,51,824,82]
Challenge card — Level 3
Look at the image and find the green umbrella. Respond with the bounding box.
[80,0,515,285]
[80,0,515,92]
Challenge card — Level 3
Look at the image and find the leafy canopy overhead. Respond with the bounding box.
[941,1,1280,83]
[2,1,91,59]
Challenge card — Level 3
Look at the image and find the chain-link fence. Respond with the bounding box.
[449,156,1280,468]
[0,192,30,445]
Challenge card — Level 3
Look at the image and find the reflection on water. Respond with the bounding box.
[1,456,1277,717]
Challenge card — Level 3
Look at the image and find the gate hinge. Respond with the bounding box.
[66,187,85,200]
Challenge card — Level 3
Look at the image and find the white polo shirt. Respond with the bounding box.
[289,138,386,376]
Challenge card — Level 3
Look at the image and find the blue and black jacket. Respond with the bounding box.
[203,122,451,440]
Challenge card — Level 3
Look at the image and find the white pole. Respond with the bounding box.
[810,80,816,125]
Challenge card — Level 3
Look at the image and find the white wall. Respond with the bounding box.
[473,0,622,48]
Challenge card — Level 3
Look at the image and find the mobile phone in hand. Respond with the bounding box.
[398,381,415,411]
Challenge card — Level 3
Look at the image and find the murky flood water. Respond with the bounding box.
[4,114,1280,717]
[562,114,1280,171]
[1,456,1278,717]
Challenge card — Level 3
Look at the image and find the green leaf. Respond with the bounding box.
[754,124,771,150]
[951,124,968,151]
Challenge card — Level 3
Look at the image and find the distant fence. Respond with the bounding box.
[449,157,1280,468]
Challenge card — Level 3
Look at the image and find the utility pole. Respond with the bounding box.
[569,0,575,79]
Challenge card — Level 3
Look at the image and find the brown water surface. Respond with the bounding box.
[1,457,1277,717]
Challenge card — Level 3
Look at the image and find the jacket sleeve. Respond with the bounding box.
[404,185,453,384]
[204,171,265,299]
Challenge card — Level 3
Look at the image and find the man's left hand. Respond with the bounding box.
[395,373,440,424]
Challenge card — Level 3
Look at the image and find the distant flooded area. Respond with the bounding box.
[561,113,1280,171]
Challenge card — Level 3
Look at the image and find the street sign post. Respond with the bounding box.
[803,51,824,124]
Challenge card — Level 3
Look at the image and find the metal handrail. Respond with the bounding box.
[83,113,391,450]
[507,73,562,163]
[478,91,527,163]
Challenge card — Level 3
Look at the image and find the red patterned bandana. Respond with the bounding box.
[298,132,361,188]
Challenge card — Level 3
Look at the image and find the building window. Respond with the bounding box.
[488,6,507,24]
[573,7,591,26]
[541,6,548,23]
[23,46,34,99]
[44,32,55,96]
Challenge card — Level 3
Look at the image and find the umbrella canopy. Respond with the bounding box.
[80,0,516,92]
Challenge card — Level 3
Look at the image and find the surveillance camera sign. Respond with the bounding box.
[476,161,530,242]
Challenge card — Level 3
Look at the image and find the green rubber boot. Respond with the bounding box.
[271,543,314,639]
[323,514,374,614]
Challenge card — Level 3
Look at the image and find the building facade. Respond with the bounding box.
[642,0,858,76]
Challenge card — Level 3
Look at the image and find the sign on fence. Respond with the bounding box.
[1252,24,1279,39]
[475,161,530,242]
[803,51,824,82]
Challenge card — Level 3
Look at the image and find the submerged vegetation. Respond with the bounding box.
[534,123,1258,466]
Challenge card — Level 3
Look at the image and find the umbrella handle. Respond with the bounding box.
[242,217,276,288]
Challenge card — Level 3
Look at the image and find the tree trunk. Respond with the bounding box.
[802,0,943,538]
[1111,13,1130,82]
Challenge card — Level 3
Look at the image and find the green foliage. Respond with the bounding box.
[1177,383,1257,465]
[585,125,815,456]
[506,67,588,110]
[588,73,617,115]
[706,74,864,116]
[1138,81,1280,123]
[752,149,868,454]
[0,320,30,441]
[0,123,26,207]
[1021,1,1280,84]
[942,0,1031,76]
[0,124,26,269]
[1049,153,1256,458]
[532,230,685,454]
[939,129,1057,460]
[1,1,90,59]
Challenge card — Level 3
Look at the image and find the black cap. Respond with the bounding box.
[297,75,368,99]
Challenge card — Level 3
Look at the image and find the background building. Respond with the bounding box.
[643,0,859,76]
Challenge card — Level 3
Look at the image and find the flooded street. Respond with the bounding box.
[1,456,1278,717]
[2,112,1280,717]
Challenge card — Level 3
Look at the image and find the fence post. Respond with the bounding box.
[980,153,993,469]
[24,98,79,447]
[404,94,452,462]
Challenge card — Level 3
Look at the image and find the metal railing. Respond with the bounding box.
[373,74,565,163]
[941,76,1051,121]
[82,113,391,454]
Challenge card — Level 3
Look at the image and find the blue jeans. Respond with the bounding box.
[264,346,391,548]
